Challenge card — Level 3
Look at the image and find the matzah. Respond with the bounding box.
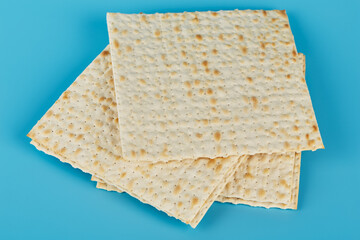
[93,152,301,209]
[107,10,323,162]
[218,152,301,209]
[27,46,242,228]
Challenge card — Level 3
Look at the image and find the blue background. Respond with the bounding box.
[1,0,359,239]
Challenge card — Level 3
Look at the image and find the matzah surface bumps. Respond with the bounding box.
[107,10,323,162]
[27,47,242,228]
[94,152,301,209]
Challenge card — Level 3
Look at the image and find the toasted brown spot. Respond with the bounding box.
[135,39,141,44]
[120,75,126,81]
[313,125,318,132]
[131,151,136,158]
[76,134,84,141]
[140,15,147,22]
[292,49,297,57]
[177,201,183,207]
[187,91,192,97]
[214,131,221,141]
[99,96,105,102]
[213,69,220,75]
[278,10,287,18]
[184,81,191,88]
[63,91,70,100]
[192,17,199,24]
[280,179,290,188]
[121,29,128,35]
[293,125,299,131]
[101,50,110,56]
[308,139,315,146]
[238,35,244,41]
[246,77,253,83]
[210,98,217,105]
[259,42,266,50]
[154,30,161,37]
[244,173,253,179]
[277,192,286,199]
[284,141,290,149]
[45,110,53,117]
[263,168,270,174]
[195,133,203,138]
[43,129,51,134]
[218,34,224,41]
[284,23,289,28]
[306,133,310,140]
[101,105,109,112]
[207,158,216,168]
[215,164,222,173]
[74,148,82,156]
[262,10,267,16]
[181,51,186,57]
[139,149,146,156]
[258,189,266,198]
[114,40,120,48]
[191,197,199,208]
[199,88,204,95]
[194,79,201,86]
[202,60,208,67]
[202,119,209,125]
[242,96,249,103]
[211,12,218,16]
[126,46,133,52]
[251,96,258,109]
[195,34,203,41]
[242,46,248,54]
[212,49,218,55]
[55,129,63,135]
[207,88,213,95]
[174,185,181,195]
[139,79,146,85]
[174,26,180,32]
[161,144,168,158]
[59,147,66,154]
[204,68,210,74]
[119,172,127,178]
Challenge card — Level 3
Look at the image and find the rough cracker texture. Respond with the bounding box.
[217,152,301,209]
[27,47,242,228]
[107,10,323,162]
[94,152,300,209]
[220,152,295,204]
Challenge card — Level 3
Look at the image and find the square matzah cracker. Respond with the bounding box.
[218,152,301,209]
[220,152,296,204]
[93,152,301,209]
[107,10,323,162]
[27,46,242,228]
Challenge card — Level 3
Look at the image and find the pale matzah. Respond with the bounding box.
[27,46,242,228]
[93,152,300,209]
[220,152,296,204]
[217,152,301,209]
[107,10,323,162]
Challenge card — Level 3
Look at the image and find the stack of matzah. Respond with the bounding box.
[28,10,323,228]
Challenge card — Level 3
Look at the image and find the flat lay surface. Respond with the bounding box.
[0,0,359,239]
